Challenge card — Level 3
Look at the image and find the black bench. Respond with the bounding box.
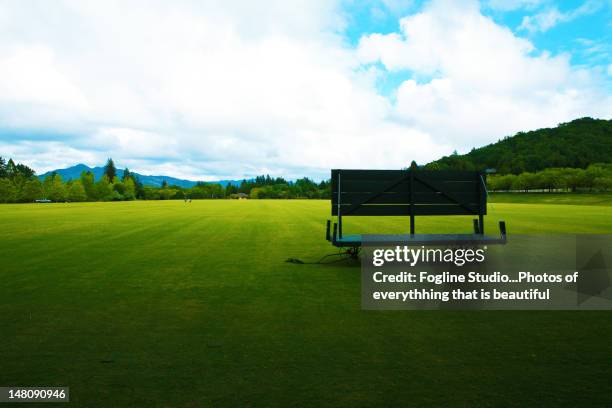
[325,166,507,248]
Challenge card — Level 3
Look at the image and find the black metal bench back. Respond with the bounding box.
[331,169,486,217]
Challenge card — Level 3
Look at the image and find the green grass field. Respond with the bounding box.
[1,200,611,407]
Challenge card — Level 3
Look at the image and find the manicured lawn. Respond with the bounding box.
[1,200,611,407]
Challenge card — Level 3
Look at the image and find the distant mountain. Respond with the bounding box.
[38,164,241,188]
[427,117,612,174]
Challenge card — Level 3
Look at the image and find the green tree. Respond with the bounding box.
[424,162,442,170]
[511,174,529,192]
[48,174,67,202]
[14,163,35,179]
[42,174,56,199]
[122,167,131,182]
[225,184,238,196]
[94,176,113,200]
[133,176,145,199]
[20,178,43,202]
[143,186,160,200]
[539,169,559,191]
[487,175,502,191]
[113,179,126,195]
[555,168,579,192]
[9,174,28,200]
[80,171,96,200]
[104,158,117,182]
[68,180,87,202]
[0,178,16,202]
[123,177,136,200]
[158,187,177,200]
[5,159,17,178]
[584,164,606,191]
[250,187,262,199]
[0,157,7,178]
[593,177,612,191]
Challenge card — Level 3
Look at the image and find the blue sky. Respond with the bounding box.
[0,0,610,181]
[344,0,611,97]
[343,0,611,58]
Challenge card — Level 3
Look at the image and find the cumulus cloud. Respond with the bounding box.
[0,0,453,179]
[358,0,611,147]
[0,0,609,179]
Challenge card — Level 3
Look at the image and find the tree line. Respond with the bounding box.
[2,155,610,204]
[487,164,612,192]
[140,174,331,200]
[0,157,331,203]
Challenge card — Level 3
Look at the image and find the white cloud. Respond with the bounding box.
[359,0,611,147]
[518,8,564,32]
[518,0,604,33]
[0,141,100,174]
[0,0,453,179]
[0,0,609,180]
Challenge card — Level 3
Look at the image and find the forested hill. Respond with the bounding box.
[427,117,612,174]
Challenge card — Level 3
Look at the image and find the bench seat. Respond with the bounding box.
[332,233,507,247]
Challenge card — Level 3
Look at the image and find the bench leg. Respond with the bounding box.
[347,247,360,259]
[473,219,480,234]
[332,223,338,245]
[499,221,507,240]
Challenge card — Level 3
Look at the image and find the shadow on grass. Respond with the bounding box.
[285,250,362,267]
